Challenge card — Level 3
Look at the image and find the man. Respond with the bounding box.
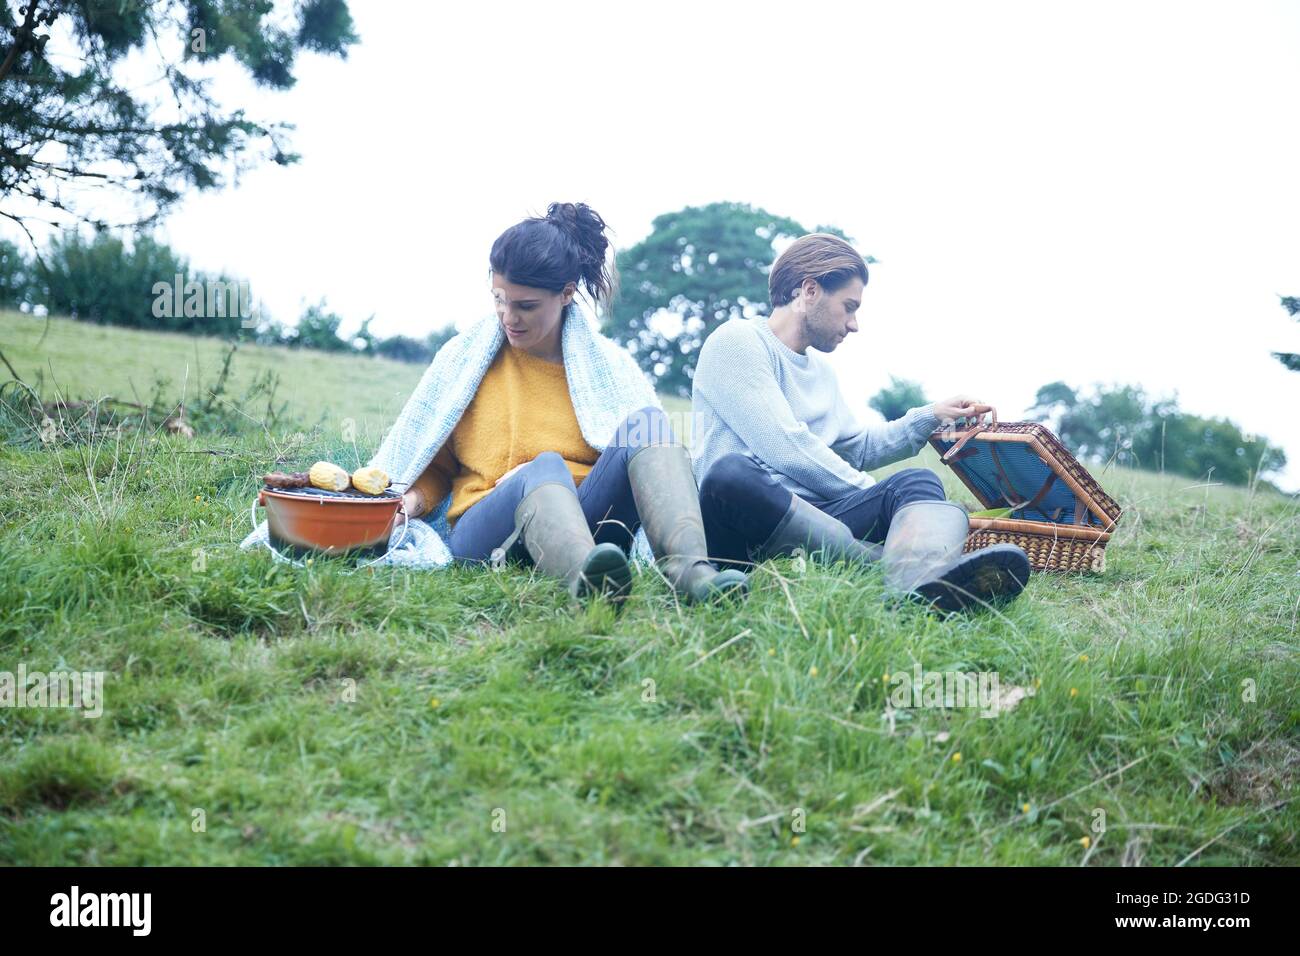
[691,233,1030,612]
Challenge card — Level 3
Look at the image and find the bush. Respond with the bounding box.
[8,232,456,362]
[1029,381,1285,486]
[31,231,246,334]
[869,376,928,421]
[372,335,432,364]
[282,301,350,352]
[365,326,456,365]
[0,239,33,310]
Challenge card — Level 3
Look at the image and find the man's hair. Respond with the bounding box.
[768,233,869,307]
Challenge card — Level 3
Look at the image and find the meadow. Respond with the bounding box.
[1,311,1297,865]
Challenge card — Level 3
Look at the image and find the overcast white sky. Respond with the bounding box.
[9,0,1300,489]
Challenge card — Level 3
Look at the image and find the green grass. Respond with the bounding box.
[1,314,1298,865]
[0,311,426,434]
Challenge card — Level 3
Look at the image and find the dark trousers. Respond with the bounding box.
[698,453,947,565]
[448,405,672,561]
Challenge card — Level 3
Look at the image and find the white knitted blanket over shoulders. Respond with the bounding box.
[240,301,662,568]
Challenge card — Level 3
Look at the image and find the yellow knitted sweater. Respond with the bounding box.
[410,344,600,525]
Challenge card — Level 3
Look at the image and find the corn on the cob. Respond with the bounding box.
[308,461,351,492]
[350,466,390,496]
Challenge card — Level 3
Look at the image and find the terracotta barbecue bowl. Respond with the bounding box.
[253,485,407,564]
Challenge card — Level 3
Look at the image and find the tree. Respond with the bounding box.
[1029,381,1159,466]
[371,334,431,364]
[425,325,456,356]
[1131,412,1286,486]
[609,202,863,397]
[0,0,357,239]
[869,376,927,421]
[5,227,446,358]
[1028,381,1285,486]
[33,229,247,332]
[284,300,348,351]
[351,314,379,352]
[1273,295,1299,371]
[0,236,30,308]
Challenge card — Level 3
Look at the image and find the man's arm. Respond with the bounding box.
[694,325,875,500]
[832,403,942,473]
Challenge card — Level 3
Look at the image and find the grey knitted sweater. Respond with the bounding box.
[691,317,941,501]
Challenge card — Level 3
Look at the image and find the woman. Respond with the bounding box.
[384,202,748,605]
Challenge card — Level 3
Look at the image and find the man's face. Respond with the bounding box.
[803,277,863,352]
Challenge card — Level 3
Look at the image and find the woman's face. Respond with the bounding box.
[491,274,574,355]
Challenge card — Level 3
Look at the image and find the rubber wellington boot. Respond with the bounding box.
[881,500,1031,613]
[507,482,632,605]
[753,494,884,565]
[626,444,749,602]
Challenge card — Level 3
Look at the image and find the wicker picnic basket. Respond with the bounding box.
[927,412,1123,573]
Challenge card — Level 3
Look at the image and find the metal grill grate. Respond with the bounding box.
[261,484,400,501]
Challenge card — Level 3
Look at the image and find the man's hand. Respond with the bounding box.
[932,395,995,426]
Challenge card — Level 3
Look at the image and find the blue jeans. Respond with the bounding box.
[698,453,946,565]
[448,405,673,562]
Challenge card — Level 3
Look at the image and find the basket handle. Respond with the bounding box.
[942,406,998,463]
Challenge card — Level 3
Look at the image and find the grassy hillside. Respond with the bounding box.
[1,316,1297,865]
[0,311,428,434]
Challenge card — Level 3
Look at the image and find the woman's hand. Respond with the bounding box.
[932,395,995,426]
[402,488,428,520]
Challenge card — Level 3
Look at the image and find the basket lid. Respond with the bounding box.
[928,421,1122,531]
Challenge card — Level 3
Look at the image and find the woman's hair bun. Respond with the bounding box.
[545,202,616,306]
[489,202,618,309]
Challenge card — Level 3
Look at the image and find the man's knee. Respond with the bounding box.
[700,453,763,507]
[890,467,946,504]
[613,405,675,449]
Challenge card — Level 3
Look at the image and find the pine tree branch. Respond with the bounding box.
[0,0,40,85]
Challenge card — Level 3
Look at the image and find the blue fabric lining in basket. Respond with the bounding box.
[931,437,1103,527]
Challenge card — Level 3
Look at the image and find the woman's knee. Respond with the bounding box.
[520,451,575,492]
[612,405,675,449]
